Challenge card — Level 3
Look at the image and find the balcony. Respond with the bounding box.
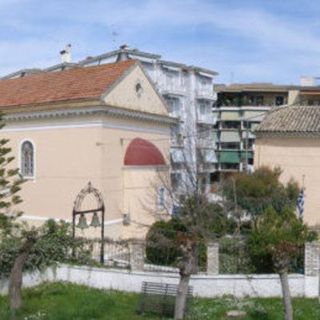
[220,131,241,143]
[197,137,215,149]
[196,88,216,100]
[169,110,181,119]
[241,131,256,139]
[197,112,216,124]
[170,148,185,164]
[198,163,216,173]
[161,83,186,96]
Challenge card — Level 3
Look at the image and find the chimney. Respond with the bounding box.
[116,44,130,62]
[60,44,72,63]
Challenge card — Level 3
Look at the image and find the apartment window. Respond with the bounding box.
[171,173,182,192]
[198,75,211,90]
[170,125,183,145]
[247,95,264,106]
[220,142,240,149]
[166,69,178,88]
[255,96,264,106]
[21,140,35,178]
[275,96,284,106]
[165,96,181,116]
[221,121,240,129]
[199,101,208,114]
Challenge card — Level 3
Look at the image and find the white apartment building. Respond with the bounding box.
[79,45,218,194]
[2,45,219,197]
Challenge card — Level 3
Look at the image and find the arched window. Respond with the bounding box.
[21,141,34,177]
[158,187,165,210]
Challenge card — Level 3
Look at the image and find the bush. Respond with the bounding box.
[146,219,186,266]
[219,236,255,274]
[0,219,97,279]
[145,218,208,269]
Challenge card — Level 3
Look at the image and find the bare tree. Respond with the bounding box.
[146,123,226,320]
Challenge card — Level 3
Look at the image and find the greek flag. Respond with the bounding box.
[296,189,304,218]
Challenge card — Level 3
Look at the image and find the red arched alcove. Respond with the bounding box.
[124,138,166,166]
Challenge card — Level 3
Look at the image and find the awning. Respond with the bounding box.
[220,131,241,142]
[240,151,253,160]
[221,111,241,120]
[219,151,240,164]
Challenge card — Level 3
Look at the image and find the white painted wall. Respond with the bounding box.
[0,265,318,298]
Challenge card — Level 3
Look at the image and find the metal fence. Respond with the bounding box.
[72,238,130,268]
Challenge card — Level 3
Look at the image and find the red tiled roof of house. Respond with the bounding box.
[0,59,136,108]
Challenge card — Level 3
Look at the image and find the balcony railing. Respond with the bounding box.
[196,88,216,100]
[197,138,215,149]
[197,113,216,124]
[161,84,186,96]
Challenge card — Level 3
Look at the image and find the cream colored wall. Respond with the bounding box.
[103,64,168,116]
[2,114,170,239]
[99,117,169,239]
[255,137,320,226]
[288,90,300,105]
[121,167,169,239]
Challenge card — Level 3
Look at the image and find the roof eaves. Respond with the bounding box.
[44,62,80,72]
[78,49,162,65]
[1,68,43,80]
[256,130,320,138]
[0,97,101,112]
[160,60,218,76]
[78,49,121,65]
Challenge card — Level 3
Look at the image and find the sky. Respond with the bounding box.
[0,0,320,84]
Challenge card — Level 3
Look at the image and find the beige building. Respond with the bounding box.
[0,59,174,239]
[254,106,320,227]
[214,82,320,179]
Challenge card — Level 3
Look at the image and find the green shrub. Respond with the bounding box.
[145,218,208,269]
[146,219,186,266]
[0,219,97,278]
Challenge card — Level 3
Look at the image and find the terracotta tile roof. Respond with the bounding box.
[256,106,320,135]
[0,59,136,108]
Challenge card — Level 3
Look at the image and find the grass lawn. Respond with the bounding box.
[0,282,319,320]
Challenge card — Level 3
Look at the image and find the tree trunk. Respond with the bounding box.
[174,273,190,320]
[9,235,37,315]
[279,271,293,320]
[174,235,197,320]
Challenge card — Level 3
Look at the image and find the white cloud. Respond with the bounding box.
[0,0,319,82]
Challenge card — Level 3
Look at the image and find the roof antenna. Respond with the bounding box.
[230,71,234,84]
[110,24,119,48]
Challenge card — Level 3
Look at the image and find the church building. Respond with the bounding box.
[0,59,174,239]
